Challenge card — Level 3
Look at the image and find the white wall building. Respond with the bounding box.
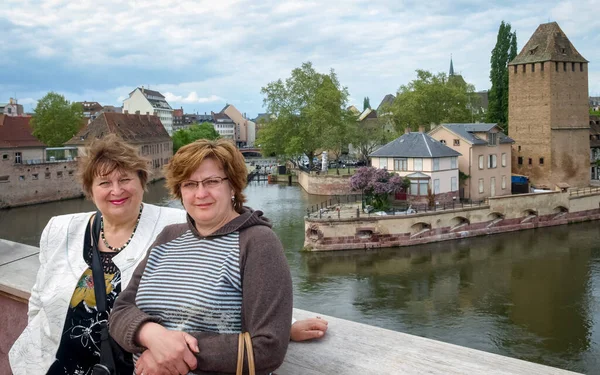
[211,112,235,140]
[123,87,174,135]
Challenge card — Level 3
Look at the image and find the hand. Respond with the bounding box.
[290,317,328,342]
[135,350,174,375]
[137,322,199,374]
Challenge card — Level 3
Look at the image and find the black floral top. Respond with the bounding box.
[47,237,121,375]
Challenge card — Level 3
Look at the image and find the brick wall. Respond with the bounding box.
[509,61,590,188]
[297,171,356,195]
[0,161,83,208]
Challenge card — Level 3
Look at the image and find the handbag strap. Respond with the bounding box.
[89,211,107,313]
[236,332,256,375]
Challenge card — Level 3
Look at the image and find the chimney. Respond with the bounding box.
[146,112,150,115]
[404,126,411,134]
[135,110,140,115]
[141,86,145,94]
[124,110,129,114]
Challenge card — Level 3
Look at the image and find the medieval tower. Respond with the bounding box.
[509,22,590,188]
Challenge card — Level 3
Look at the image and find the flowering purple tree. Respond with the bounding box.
[350,167,407,210]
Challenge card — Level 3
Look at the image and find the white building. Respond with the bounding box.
[211,111,235,140]
[123,87,174,135]
[369,132,462,204]
[0,98,24,117]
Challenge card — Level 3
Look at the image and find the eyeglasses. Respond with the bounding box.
[181,177,229,190]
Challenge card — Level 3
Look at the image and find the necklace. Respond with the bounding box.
[100,204,143,252]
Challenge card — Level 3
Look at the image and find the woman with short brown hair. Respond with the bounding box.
[9,134,186,375]
[110,138,293,374]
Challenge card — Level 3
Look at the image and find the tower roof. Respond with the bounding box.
[509,22,587,65]
[449,56,455,76]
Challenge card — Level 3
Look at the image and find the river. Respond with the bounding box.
[1,180,599,374]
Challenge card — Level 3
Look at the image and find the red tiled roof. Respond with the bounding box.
[173,109,183,117]
[0,115,46,148]
[66,112,171,145]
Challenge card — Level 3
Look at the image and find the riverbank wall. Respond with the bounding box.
[304,189,600,251]
[296,170,355,195]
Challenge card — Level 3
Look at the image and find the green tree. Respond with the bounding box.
[31,92,84,146]
[349,116,396,163]
[172,122,220,152]
[363,96,371,111]
[382,70,477,133]
[487,21,517,129]
[258,61,349,170]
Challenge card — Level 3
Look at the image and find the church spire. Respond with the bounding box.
[449,54,455,76]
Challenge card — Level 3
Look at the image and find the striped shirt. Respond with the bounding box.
[136,230,243,334]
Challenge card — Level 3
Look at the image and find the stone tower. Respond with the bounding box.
[508,22,590,189]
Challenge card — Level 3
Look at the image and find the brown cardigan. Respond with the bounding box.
[109,208,293,374]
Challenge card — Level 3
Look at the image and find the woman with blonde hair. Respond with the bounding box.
[110,139,293,374]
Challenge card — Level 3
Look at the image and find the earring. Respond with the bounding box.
[231,195,235,202]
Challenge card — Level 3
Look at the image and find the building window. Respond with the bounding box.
[478,178,484,194]
[580,63,584,72]
[522,64,526,73]
[478,155,484,169]
[518,157,523,165]
[501,153,507,167]
[488,154,497,169]
[487,132,497,146]
[528,158,532,165]
[451,157,457,169]
[15,152,22,164]
[518,145,521,152]
[451,176,458,191]
[513,65,517,74]
[433,179,440,194]
[2,154,7,160]
[19,175,25,181]
[531,63,535,72]
[555,62,559,72]
[68,170,74,176]
[45,172,51,179]
[433,158,440,171]
[502,175,507,190]
[440,139,446,145]
[57,171,63,178]
[410,180,429,196]
[413,158,423,171]
[379,158,388,169]
[541,62,544,71]
[453,139,460,146]
[394,158,408,171]
[0,175,8,182]
[32,174,39,180]
[572,62,575,72]
[563,62,567,71]
[539,157,544,165]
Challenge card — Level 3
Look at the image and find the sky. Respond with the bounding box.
[1,0,599,119]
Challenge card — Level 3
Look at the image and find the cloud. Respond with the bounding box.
[0,0,599,116]
[164,92,225,104]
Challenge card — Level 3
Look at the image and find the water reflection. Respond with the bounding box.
[299,226,599,373]
[1,180,599,373]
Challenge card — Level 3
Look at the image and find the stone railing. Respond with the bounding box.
[0,239,580,374]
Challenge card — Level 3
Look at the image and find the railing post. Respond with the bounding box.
[319,209,322,219]
[338,209,340,219]
[307,208,310,218]
[356,208,360,218]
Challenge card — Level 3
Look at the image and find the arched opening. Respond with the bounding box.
[521,209,538,223]
[306,225,323,242]
[450,216,470,232]
[553,206,569,220]
[486,212,504,228]
[410,222,431,238]
[356,229,374,239]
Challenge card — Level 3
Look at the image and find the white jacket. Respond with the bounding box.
[9,203,186,375]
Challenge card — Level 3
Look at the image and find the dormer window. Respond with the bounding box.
[487,132,497,146]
